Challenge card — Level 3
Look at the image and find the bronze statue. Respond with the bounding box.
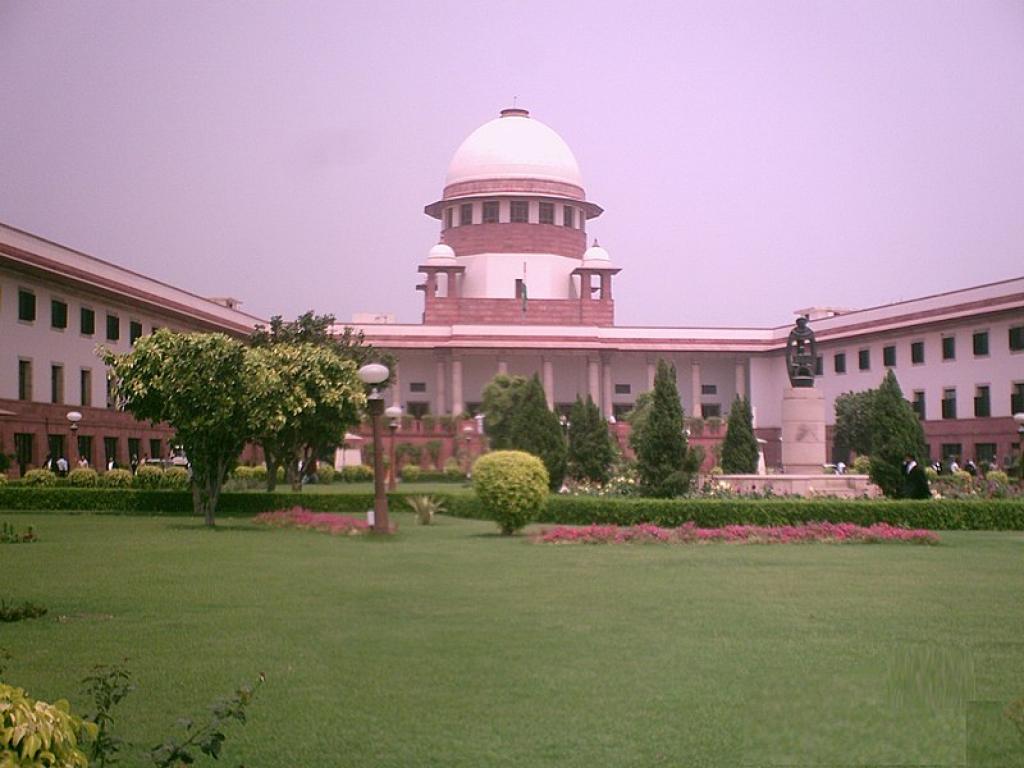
[786,316,817,388]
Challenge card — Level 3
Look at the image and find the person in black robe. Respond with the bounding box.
[902,454,931,499]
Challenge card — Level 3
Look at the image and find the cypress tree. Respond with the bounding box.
[505,374,567,490]
[867,370,927,497]
[567,395,616,484]
[720,396,759,474]
[631,359,696,497]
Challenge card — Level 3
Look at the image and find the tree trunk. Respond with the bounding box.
[190,459,224,526]
[288,457,302,493]
[265,454,278,492]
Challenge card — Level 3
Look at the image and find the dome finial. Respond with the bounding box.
[500,107,529,118]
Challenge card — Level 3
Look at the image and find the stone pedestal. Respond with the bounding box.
[781,386,827,474]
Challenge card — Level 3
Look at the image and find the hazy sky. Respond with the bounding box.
[2,1,1022,327]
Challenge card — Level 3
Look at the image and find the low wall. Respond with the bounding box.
[711,474,880,498]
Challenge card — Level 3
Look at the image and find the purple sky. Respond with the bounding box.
[2,1,1022,327]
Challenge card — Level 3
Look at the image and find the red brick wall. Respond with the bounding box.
[424,296,614,326]
[443,222,586,259]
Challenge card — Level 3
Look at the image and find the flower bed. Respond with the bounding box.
[535,521,939,545]
[252,507,369,536]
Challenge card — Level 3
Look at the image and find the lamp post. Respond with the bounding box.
[66,411,82,466]
[358,363,391,534]
[385,404,402,491]
[462,424,474,477]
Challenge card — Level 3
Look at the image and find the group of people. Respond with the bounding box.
[42,454,89,476]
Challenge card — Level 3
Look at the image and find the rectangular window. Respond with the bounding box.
[406,401,430,418]
[80,369,92,407]
[81,307,95,336]
[942,336,955,360]
[510,200,528,223]
[50,364,64,404]
[515,278,525,299]
[51,299,68,329]
[1010,325,1024,352]
[129,320,143,345]
[444,208,453,228]
[701,384,717,395]
[482,201,499,223]
[834,353,846,374]
[128,438,141,464]
[941,388,957,419]
[911,341,924,364]
[940,443,963,463]
[77,435,93,467]
[538,202,554,224]
[975,443,997,464]
[106,375,115,409]
[563,206,574,228]
[883,345,896,367]
[409,382,427,393]
[972,331,989,357]
[459,203,473,226]
[614,383,631,395]
[103,437,118,469]
[815,355,823,376]
[106,313,120,341]
[912,390,926,420]
[612,403,633,420]
[47,434,65,463]
[974,385,991,418]
[1013,383,1024,415]
[858,349,870,371]
[14,433,34,474]
[18,289,35,322]
[18,359,32,401]
[149,439,162,459]
[701,403,722,418]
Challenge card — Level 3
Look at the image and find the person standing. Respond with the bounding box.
[902,454,930,499]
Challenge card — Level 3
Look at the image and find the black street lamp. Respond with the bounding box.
[358,363,391,534]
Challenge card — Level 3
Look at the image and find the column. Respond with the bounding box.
[587,358,601,408]
[735,358,746,400]
[451,356,464,417]
[601,356,613,419]
[497,358,508,376]
[542,358,554,409]
[391,362,401,407]
[646,359,656,391]
[691,360,702,419]
[435,358,447,415]
[600,272,612,300]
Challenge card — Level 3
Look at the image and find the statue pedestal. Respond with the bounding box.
[781,387,827,474]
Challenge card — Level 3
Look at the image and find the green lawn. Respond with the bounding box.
[3,513,1024,767]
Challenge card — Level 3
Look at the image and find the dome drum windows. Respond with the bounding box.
[510,201,529,223]
[482,201,499,224]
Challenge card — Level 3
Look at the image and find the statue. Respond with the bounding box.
[785,316,817,388]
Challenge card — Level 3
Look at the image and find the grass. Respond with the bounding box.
[3,512,1024,766]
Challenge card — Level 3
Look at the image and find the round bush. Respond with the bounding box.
[443,457,464,481]
[987,470,1010,486]
[472,450,549,535]
[68,467,98,487]
[317,464,336,484]
[341,464,373,482]
[251,465,268,482]
[233,465,258,480]
[133,464,164,489]
[98,468,133,488]
[851,456,871,475]
[401,465,422,482]
[161,466,190,489]
[22,469,57,487]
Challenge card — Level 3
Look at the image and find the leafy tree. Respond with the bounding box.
[103,331,253,525]
[630,359,698,497]
[481,374,529,449]
[868,370,927,497]
[720,396,759,473]
[832,389,877,463]
[505,375,567,490]
[567,396,616,484]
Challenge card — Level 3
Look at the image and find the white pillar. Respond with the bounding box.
[497,358,508,376]
[601,357,613,418]
[542,358,554,409]
[435,358,447,415]
[735,358,746,400]
[587,358,601,408]
[691,360,702,419]
[451,357,464,417]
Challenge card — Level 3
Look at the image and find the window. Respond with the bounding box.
[972,331,989,357]
[510,201,528,223]
[459,203,473,226]
[612,403,633,420]
[883,345,896,367]
[18,359,32,401]
[106,375,115,409]
[515,278,525,300]
[942,388,957,419]
[700,384,717,395]
[614,383,631,395]
[106,314,120,341]
[563,206,574,228]
[482,201,499,223]
[701,403,721,418]
[815,355,823,376]
[410,382,427,393]
[834,353,846,374]
[974,385,991,418]
[80,369,92,407]
[1013,383,1024,414]
[539,202,554,224]
[942,336,955,360]
[51,299,68,329]
[911,341,924,364]
[129,320,143,345]
[444,208,453,228]
[14,434,34,475]
[912,390,926,420]
[858,349,870,371]
[103,437,118,469]
[1010,325,1024,352]
[77,436,93,466]
[18,289,35,322]
[975,443,997,464]
[50,364,64,404]
[47,434,65,463]
[128,438,141,463]
[406,401,430,418]
[940,443,963,462]
[81,307,95,336]
[150,439,162,459]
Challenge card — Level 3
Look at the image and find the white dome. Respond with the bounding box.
[582,239,611,266]
[426,242,456,264]
[445,108,584,189]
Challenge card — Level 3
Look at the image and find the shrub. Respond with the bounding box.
[0,474,6,487]
[924,466,939,482]
[443,457,464,481]
[401,465,422,482]
[851,456,871,474]
[98,468,133,488]
[251,465,268,482]
[161,467,190,490]
[317,464,336,484]
[987,470,1010,486]
[424,439,442,468]
[133,464,164,489]
[341,464,373,482]
[68,468,98,488]
[0,599,48,622]
[720,396,759,474]
[233,466,258,480]
[23,469,57,487]
[405,495,445,524]
[422,415,437,433]
[472,450,549,535]
[0,682,95,765]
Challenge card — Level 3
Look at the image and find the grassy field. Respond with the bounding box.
[3,513,1023,767]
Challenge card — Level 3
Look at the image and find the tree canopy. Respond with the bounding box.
[720,396,759,474]
[567,395,616,484]
[832,389,877,463]
[867,370,927,497]
[630,359,699,497]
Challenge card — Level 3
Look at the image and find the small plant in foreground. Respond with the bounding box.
[405,495,445,525]
[149,674,263,768]
[0,599,48,622]
[81,662,135,767]
[0,682,96,766]
[0,521,38,543]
